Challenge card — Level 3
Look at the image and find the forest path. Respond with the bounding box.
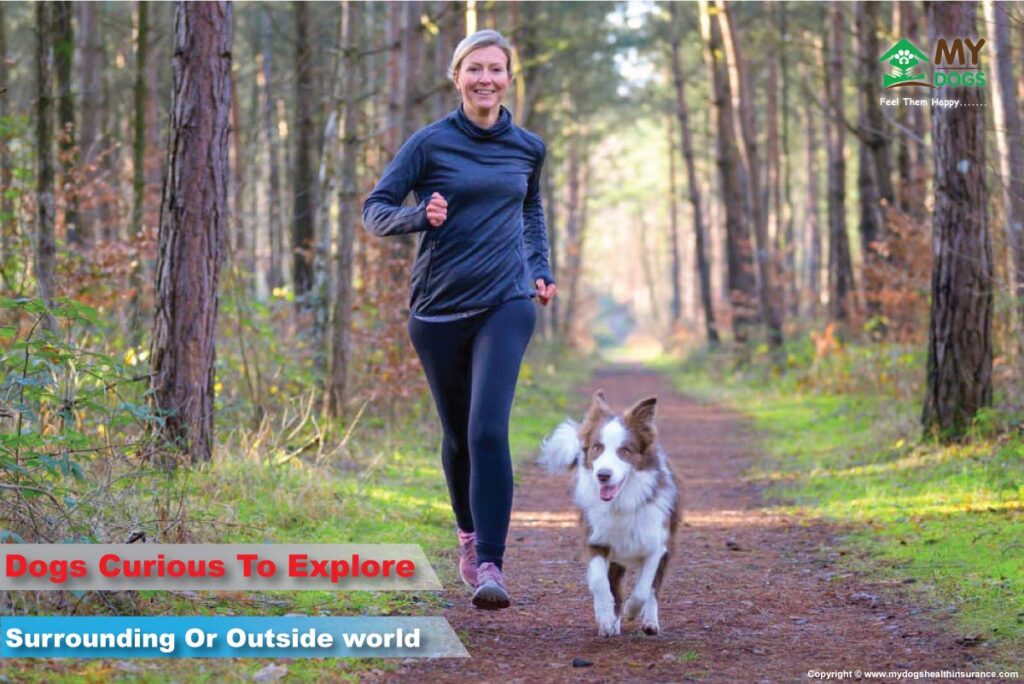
[375,367,972,682]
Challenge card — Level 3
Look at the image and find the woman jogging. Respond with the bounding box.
[362,30,556,610]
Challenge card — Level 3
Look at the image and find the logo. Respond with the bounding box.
[879,38,929,88]
[933,38,986,87]
[879,37,986,89]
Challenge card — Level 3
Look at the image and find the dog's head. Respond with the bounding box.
[578,390,659,502]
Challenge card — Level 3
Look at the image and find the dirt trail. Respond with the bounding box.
[376,367,977,682]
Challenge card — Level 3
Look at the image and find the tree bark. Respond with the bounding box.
[54,1,79,246]
[150,0,232,465]
[855,1,894,327]
[0,3,14,286]
[897,2,928,219]
[76,1,103,245]
[327,0,361,417]
[983,0,1024,340]
[699,0,757,344]
[669,6,718,345]
[718,0,783,349]
[35,2,58,332]
[260,9,284,291]
[921,1,993,441]
[666,113,683,328]
[541,115,559,338]
[561,122,585,337]
[292,1,316,300]
[132,1,148,238]
[802,67,822,319]
[825,4,854,323]
[777,3,798,318]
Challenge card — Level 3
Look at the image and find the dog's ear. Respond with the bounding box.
[624,397,657,430]
[586,389,613,422]
[624,397,658,452]
[581,389,613,442]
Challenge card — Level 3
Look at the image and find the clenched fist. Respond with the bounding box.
[426,192,448,227]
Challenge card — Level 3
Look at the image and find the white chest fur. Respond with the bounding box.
[574,468,675,566]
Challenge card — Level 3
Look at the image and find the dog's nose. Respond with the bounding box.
[596,469,612,483]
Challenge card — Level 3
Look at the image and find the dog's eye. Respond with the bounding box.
[589,444,603,455]
[618,447,632,457]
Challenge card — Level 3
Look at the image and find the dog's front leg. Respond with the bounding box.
[623,545,667,635]
[587,550,620,637]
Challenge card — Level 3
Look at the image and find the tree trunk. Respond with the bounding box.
[921,1,992,441]
[983,0,1024,341]
[802,70,822,319]
[666,113,683,328]
[825,4,854,323]
[542,116,559,338]
[898,2,928,219]
[132,1,148,238]
[76,1,103,246]
[292,1,316,301]
[0,3,14,287]
[150,0,232,465]
[669,5,718,345]
[311,107,338,368]
[765,1,781,252]
[778,2,798,318]
[327,0,361,418]
[699,0,757,344]
[433,2,461,121]
[402,1,423,140]
[260,9,284,291]
[637,209,660,328]
[35,2,58,332]
[561,123,585,337]
[718,0,783,349]
[54,1,79,246]
[855,1,894,327]
[125,1,151,345]
[231,61,246,276]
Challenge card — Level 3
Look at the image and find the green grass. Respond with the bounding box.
[5,342,593,681]
[661,345,1024,665]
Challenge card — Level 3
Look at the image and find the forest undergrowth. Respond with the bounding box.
[0,291,592,681]
[660,328,1024,667]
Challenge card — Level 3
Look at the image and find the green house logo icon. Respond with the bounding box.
[879,38,930,88]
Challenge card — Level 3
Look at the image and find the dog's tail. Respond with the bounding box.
[537,419,582,473]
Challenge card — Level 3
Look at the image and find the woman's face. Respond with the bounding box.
[454,45,510,114]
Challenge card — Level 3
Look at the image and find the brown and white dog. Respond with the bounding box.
[538,390,679,637]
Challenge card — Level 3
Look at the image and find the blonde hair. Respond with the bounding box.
[449,29,514,82]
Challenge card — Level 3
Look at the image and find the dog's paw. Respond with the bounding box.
[596,615,621,637]
[623,596,644,620]
[640,619,659,636]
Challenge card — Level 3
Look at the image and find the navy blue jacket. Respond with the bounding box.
[362,105,554,315]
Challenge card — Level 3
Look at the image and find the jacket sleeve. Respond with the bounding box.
[361,132,431,237]
[523,142,555,285]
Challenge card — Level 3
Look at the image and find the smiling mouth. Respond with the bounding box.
[598,481,622,502]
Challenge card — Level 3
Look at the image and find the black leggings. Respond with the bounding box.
[408,298,536,569]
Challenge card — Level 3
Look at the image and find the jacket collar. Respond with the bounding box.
[450,104,513,140]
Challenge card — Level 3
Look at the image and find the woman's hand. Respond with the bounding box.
[535,279,557,306]
[426,192,448,227]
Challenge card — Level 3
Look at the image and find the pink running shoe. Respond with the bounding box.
[472,562,510,610]
[457,528,477,587]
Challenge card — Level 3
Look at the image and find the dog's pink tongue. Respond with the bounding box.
[599,484,617,501]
